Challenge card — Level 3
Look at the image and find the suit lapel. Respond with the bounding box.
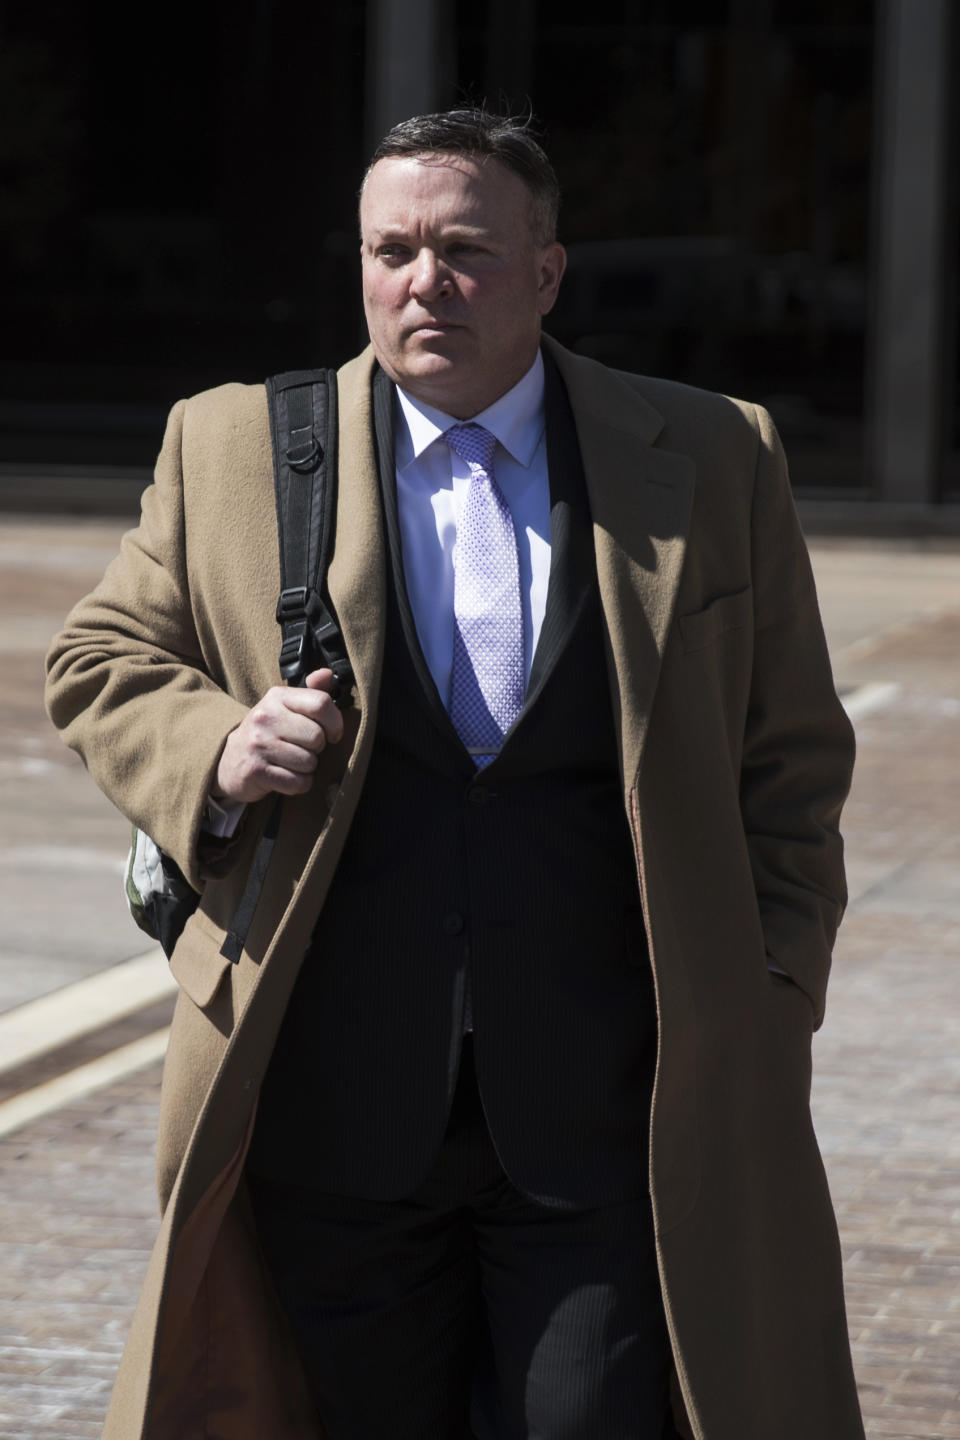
[372,366,464,744]
[543,336,695,789]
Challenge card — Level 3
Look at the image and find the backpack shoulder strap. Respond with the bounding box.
[266,369,352,697]
[219,368,349,966]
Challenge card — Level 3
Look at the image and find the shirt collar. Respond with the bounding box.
[395,350,545,470]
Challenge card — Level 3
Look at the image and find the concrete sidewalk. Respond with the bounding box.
[0,515,959,1438]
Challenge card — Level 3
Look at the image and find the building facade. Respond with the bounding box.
[1,1,956,505]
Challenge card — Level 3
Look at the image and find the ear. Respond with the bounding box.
[537,243,567,317]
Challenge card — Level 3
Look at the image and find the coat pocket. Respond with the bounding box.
[169,906,232,1009]
[678,585,752,653]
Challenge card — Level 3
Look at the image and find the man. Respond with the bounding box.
[46,109,864,1439]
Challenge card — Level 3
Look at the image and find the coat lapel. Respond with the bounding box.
[544,337,695,790]
[372,366,466,745]
[326,348,387,724]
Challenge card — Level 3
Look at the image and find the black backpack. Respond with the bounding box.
[125,369,352,962]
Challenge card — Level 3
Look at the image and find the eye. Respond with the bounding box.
[375,244,410,263]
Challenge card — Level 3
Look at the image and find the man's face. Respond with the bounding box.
[360,153,566,418]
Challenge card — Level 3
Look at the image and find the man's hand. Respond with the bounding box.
[212,669,345,804]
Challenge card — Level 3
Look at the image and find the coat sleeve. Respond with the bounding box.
[44,399,252,893]
[739,405,855,1028]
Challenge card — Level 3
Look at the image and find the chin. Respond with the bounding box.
[394,351,462,392]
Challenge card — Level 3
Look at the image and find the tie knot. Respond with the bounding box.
[444,422,497,474]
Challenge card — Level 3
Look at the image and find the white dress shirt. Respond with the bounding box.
[394,350,552,705]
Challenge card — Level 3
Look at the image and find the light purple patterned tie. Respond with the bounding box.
[446,423,524,768]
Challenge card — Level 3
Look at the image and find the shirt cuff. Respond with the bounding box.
[204,794,246,838]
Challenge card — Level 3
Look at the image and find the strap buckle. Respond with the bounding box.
[276,586,311,621]
[275,587,353,702]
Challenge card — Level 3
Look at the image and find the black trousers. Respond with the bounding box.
[248,1039,674,1440]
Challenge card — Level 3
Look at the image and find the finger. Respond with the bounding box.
[250,689,340,747]
[256,708,332,754]
[256,739,321,775]
[279,685,345,745]
[216,733,320,804]
[255,763,318,797]
[303,670,347,743]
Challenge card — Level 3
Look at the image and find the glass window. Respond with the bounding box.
[0,1,367,468]
[462,2,877,491]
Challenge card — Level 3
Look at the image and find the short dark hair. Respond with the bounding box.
[363,106,560,244]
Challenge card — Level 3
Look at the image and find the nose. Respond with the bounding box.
[410,249,452,302]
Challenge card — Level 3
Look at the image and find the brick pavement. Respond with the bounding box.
[0,1066,162,1439]
[1,532,958,1438]
[813,609,960,1440]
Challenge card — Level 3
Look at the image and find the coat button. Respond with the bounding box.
[467,784,488,805]
[443,912,464,936]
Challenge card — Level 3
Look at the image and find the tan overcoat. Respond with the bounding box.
[45,337,863,1439]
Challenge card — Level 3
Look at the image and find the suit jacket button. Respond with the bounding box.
[443,912,464,936]
[467,784,488,805]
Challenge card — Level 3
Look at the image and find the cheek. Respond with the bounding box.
[495,269,543,312]
[363,272,403,320]
[455,274,482,302]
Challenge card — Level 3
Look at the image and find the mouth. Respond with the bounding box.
[406,320,462,338]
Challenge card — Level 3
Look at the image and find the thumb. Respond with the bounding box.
[303,668,336,691]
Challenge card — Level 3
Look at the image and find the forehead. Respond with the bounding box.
[360,153,533,235]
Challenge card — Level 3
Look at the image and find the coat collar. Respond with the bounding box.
[329,339,696,793]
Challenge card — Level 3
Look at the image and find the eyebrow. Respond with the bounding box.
[368,222,494,243]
